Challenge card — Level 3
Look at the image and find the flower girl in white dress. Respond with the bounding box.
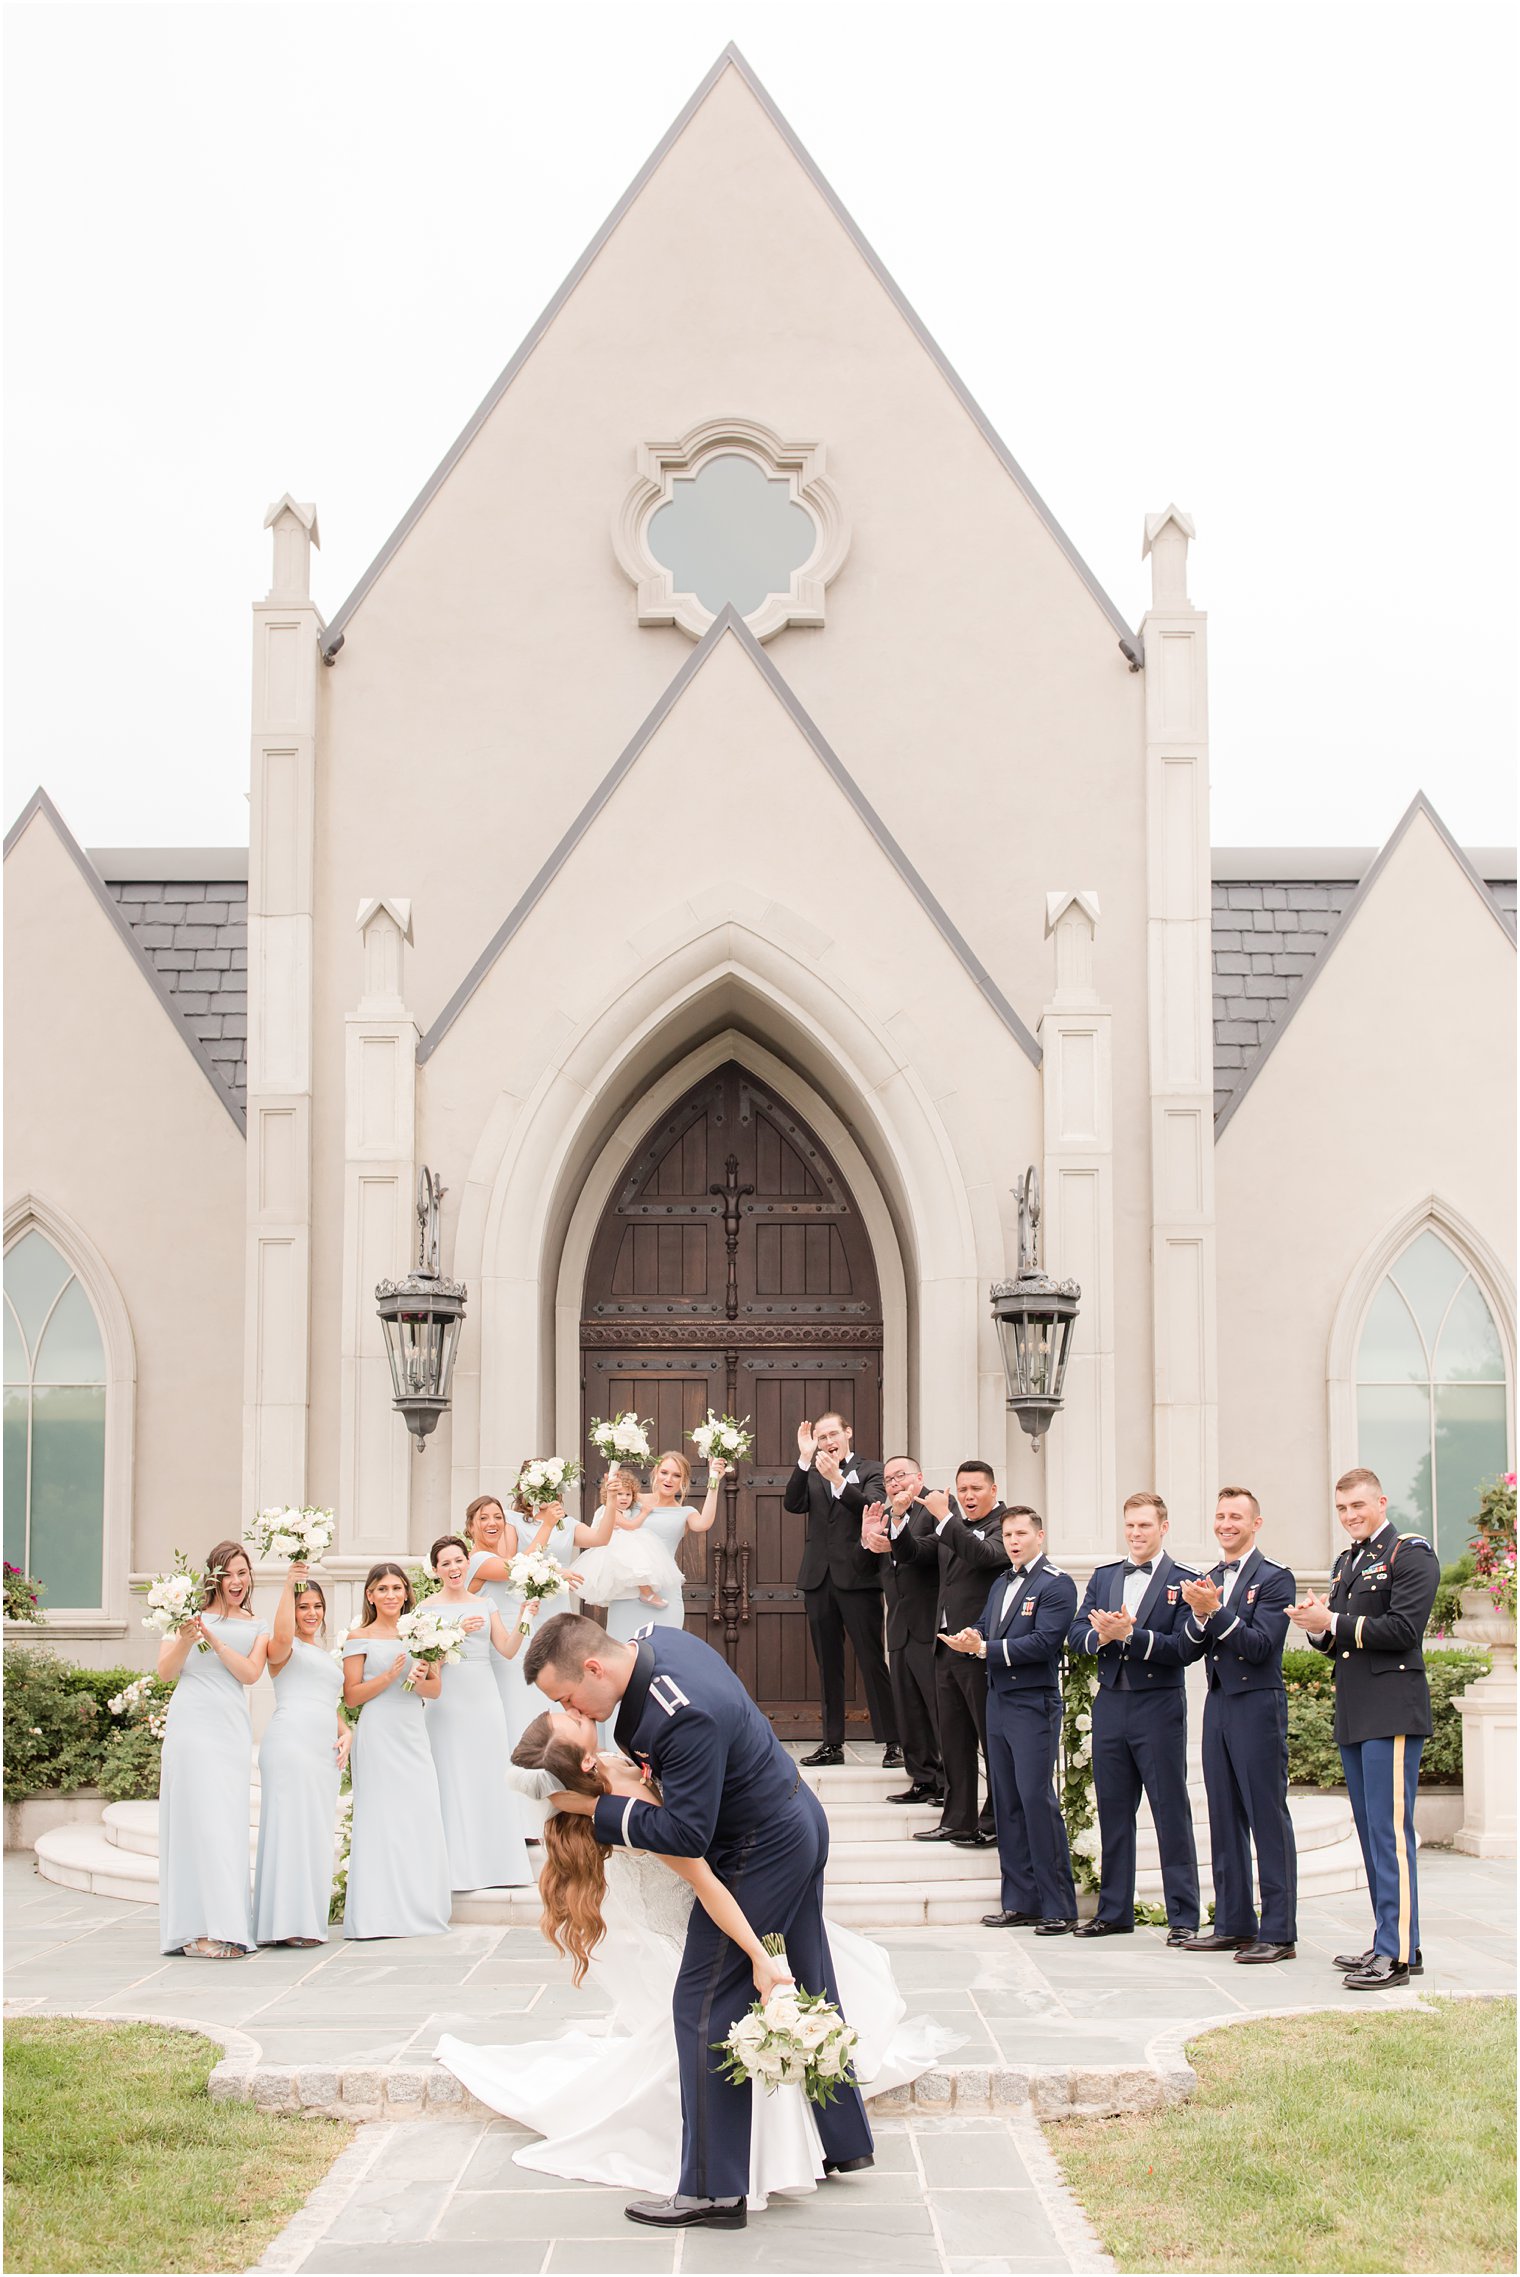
[571,1467,685,1611]
[435,1709,955,2208]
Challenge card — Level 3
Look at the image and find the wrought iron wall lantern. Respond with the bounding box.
[990,1167,1081,1441]
[375,1168,468,1451]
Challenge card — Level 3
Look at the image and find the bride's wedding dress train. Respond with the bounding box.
[436,1846,956,2208]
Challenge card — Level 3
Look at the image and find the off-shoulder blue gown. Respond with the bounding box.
[254,1638,343,1943]
[158,1613,266,1955]
[341,1634,451,1939]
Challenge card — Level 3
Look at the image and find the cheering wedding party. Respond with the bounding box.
[4,7,1514,2276]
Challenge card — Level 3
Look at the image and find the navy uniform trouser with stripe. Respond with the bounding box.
[1202,1688,1297,1944]
[986,1687,1077,1920]
[1340,1734,1422,1963]
[673,1781,872,2200]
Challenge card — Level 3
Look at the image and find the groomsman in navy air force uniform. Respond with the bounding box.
[524,1610,874,2228]
[1175,1488,1299,1964]
[1290,1467,1440,1989]
[1068,1491,1201,1942]
[941,1506,1079,1935]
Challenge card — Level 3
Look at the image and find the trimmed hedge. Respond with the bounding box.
[1285,1646,1488,1788]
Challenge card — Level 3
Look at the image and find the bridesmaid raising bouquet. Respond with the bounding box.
[253,1563,349,1947]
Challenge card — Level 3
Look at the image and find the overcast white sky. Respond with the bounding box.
[4,0,1515,853]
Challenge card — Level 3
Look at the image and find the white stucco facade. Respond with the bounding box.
[4,49,1514,1665]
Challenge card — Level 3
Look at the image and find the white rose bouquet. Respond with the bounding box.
[245,1504,335,1564]
[514,1455,583,1510]
[506,1548,571,1636]
[712,1936,859,2107]
[588,1413,653,1466]
[690,1412,753,1467]
[141,1551,211,1650]
[394,1602,470,1692]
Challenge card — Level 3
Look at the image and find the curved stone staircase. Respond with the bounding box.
[34,1759,1367,1927]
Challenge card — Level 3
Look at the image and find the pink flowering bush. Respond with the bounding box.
[1469,1474,1518,1618]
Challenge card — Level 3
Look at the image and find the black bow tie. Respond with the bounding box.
[1124,1560,1152,1576]
[1221,1560,1240,1573]
[1012,1566,1029,1580]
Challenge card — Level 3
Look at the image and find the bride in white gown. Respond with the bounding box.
[435,1710,956,2210]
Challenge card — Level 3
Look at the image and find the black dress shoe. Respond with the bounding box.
[822,2154,874,2175]
[1236,1940,1295,1963]
[950,1830,997,1847]
[801,1744,844,1768]
[881,1745,903,1768]
[1342,1953,1410,1990]
[913,1825,961,1842]
[625,2195,746,2229]
[981,1909,1041,1927]
[1165,1927,1199,1948]
[1034,1917,1077,1936]
[1333,1945,1423,1974]
[1073,1919,1132,1938]
[888,1783,942,1804]
[1176,1931,1252,1952]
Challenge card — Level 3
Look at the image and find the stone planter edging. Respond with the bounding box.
[199,2057,1177,2124]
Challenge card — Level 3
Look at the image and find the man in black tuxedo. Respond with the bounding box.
[861,1457,944,1805]
[784,1413,898,1770]
[895,1461,1011,1846]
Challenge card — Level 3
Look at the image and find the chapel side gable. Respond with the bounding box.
[4,790,247,1132]
[1214,793,1516,1145]
[419,608,1041,1075]
[318,45,1134,667]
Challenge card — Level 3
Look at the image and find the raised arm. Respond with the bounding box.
[588,1714,720,1858]
[686,1457,726,1536]
[267,1562,308,1674]
[157,1618,206,1682]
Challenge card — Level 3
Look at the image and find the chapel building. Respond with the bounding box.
[5,49,1515,1716]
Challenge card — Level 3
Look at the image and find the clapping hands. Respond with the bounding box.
[861,1500,891,1553]
[1089,1607,1135,1644]
[1180,1575,1222,1619]
[1289,1591,1333,1634]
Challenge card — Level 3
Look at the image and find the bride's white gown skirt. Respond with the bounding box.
[437,1851,953,2208]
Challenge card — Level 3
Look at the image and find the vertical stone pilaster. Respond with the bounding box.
[243,500,321,1517]
[341,901,418,1557]
[1141,507,1218,1536]
[1039,893,1115,1555]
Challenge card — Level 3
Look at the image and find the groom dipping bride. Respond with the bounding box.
[521,1609,876,2230]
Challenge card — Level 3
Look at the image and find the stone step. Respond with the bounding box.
[827,1837,999,1882]
[102,1800,258,1860]
[33,1822,160,1903]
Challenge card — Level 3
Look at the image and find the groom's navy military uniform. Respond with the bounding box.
[591,1625,873,2201]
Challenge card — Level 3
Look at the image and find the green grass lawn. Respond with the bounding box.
[1047,1998,1516,2274]
[3,2019,352,2274]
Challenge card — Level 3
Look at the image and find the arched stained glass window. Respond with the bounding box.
[4,1228,106,1608]
[1356,1227,1511,1562]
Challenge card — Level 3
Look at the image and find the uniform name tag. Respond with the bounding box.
[647,1675,690,1718]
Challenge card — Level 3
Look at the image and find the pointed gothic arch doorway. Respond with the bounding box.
[579,1060,885,1729]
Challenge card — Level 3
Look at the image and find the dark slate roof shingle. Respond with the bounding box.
[104,879,249,1113]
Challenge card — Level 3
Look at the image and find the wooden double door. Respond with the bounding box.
[580,1063,884,1729]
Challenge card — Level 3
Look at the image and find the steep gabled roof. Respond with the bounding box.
[417,606,1042,1068]
[3,789,247,1132]
[1213,792,1515,1138]
[320,44,1135,665]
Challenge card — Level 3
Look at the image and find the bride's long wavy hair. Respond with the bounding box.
[513,1712,658,1985]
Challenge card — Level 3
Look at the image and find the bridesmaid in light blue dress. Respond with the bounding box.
[463,1490,615,1749]
[426,1534,533,1890]
[157,1540,269,1959]
[254,1563,349,1946]
[341,1562,451,1940]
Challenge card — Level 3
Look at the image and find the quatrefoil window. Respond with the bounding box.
[649,456,816,620]
[613,418,849,643]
